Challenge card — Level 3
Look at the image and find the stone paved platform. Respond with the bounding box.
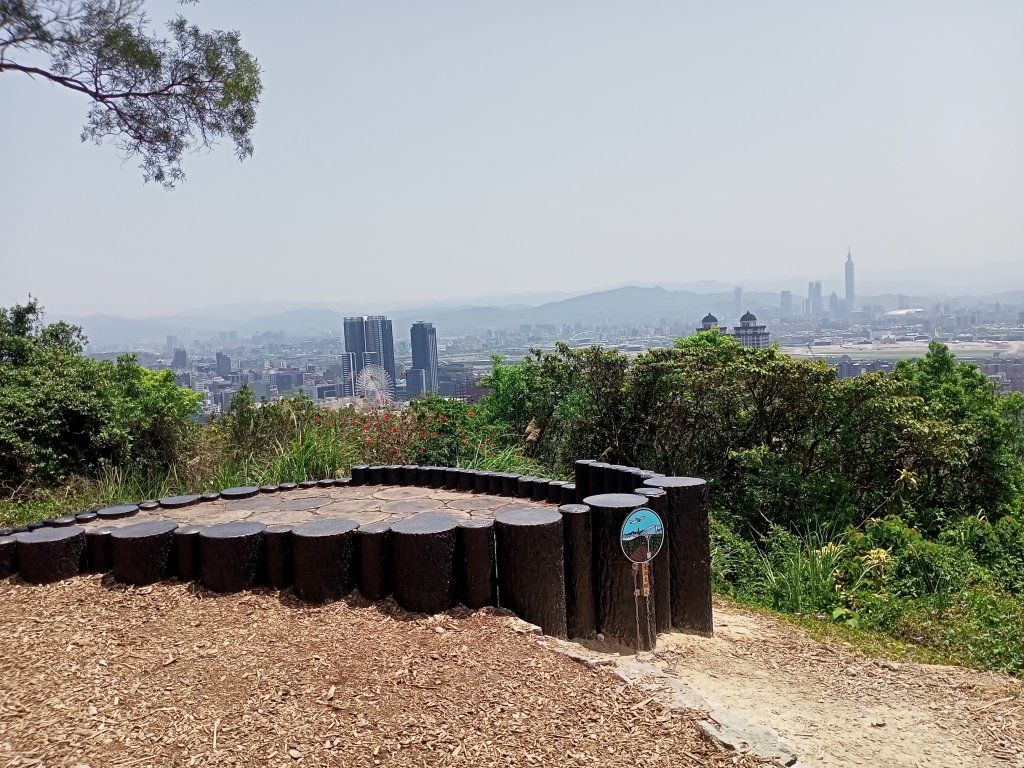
[85,487,556,530]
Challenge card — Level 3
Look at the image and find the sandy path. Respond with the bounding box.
[651,603,1023,767]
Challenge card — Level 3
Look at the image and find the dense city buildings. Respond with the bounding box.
[409,321,439,396]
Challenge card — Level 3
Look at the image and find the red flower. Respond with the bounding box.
[441,415,447,422]
[468,410,475,417]
[391,427,397,433]
[390,447,397,454]
[352,417,358,424]
[421,431,427,439]
[363,425,369,431]
[373,421,379,427]
[383,414,389,421]
[461,438,468,445]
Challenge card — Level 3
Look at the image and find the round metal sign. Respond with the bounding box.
[620,507,665,564]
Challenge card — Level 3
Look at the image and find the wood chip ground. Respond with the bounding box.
[0,577,765,767]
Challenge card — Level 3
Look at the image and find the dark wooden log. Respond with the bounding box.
[366,465,385,485]
[316,478,334,488]
[334,477,351,487]
[574,459,597,503]
[356,522,391,601]
[391,513,457,614]
[174,526,201,581]
[643,476,712,636]
[0,535,17,578]
[111,520,178,586]
[588,463,612,496]
[531,478,551,502]
[500,473,520,497]
[299,480,319,489]
[350,465,369,485]
[97,503,138,521]
[415,466,433,486]
[220,486,260,500]
[495,507,567,638]
[547,480,566,503]
[292,519,357,602]
[75,511,98,524]
[201,491,221,501]
[583,492,656,651]
[444,467,461,490]
[26,521,43,531]
[457,469,475,492]
[487,472,505,495]
[516,476,536,499]
[264,524,293,590]
[400,465,418,486]
[560,482,577,505]
[430,466,447,488]
[50,516,78,527]
[85,527,114,573]
[199,522,266,593]
[457,519,496,609]
[473,471,491,494]
[139,501,159,512]
[634,487,672,633]
[159,494,201,509]
[558,503,596,640]
[17,526,86,584]
[260,484,279,494]
[384,465,402,485]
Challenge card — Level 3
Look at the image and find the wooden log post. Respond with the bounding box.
[84,527,114,573]
[500,473,520,497]
[634,487,672,633]
[366,465,385,485]
[219,486,260,501]
[559,483,577,505]
[174,526,201,582]
[356,522,391,601]
[530,478,550,502]
[96,503,138,522]
[111,520,178,586]
[547,480,566,504]
[17,527,86,584]
[199,522,266,593]
[159,494,201,510]
[430,466,447,489]
[574,459,596,503]
[400,465,418,486]
[350,465,369,485]
[384,465,402,485]
[583,493,656,651]
[457,519,497,608]
[0,535,16,578]
[473,471,491,494]
[516,476,536,499]
[444,467,462,490]
[494,507,567,638]
[264,524,294,590]
[558,503,597,640]
[643,476,712,636]
[415,466,433,486]
[292,519,358,603]
[391,514,457,614]
[457,469,475,492]
[487,472,505,495]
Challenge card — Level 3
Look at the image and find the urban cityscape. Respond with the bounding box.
[107,248,1024,420]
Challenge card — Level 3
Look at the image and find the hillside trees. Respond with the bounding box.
[0,300,200,492]
[0,0,262,186]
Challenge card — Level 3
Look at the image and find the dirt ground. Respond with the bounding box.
[0,577,763,768]
[651,601,1024,768]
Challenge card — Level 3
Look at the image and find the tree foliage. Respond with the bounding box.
[0,0,262,186]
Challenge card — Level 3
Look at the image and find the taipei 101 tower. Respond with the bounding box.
[845,248,855,311]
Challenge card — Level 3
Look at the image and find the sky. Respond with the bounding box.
[3,1,1024,318]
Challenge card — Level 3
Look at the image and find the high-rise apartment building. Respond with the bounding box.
[409,321,439,395]
[780,291,793,318]
[344,315,396,386]
[215,352,231,378]
[845,248,856,311]
[808,281,823,316]
[172,348,188,369]
[343,317,367,376]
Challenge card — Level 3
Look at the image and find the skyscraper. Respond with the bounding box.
[845,248,856,311]
[808,281,823,316]
[364,315,396,384]
[780,290,793,318]
[343,317,367,377]
[410,321,439,395]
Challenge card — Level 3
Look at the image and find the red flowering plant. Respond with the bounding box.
[406,394,491,467]
[351,407,419,465]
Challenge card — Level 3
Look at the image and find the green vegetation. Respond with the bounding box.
[0,0,262,186]
[3,301,1024,676]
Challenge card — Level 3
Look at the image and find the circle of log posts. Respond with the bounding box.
[487,472,505,495]
[111,520,178,586]
[494,507,567,638]
[356,522,391,601]
[500,473,520,497]
[643,476,713,637]
[174,526,201,581]
[17,527,86,584]
[199,522,266,594]
[516,476,536,499]
[384,465,402,485]
[473,471,491,494]
[430,466,447,489]
[415,466,433,486]
[583,493,656,651]
[366,465,385,485]
[350,465,369,485]
[547,481,566,503]
[0,535,16,578]
[558,503,597,639]
[457,469,475,492]
[457,519,497,609]
[292,519,358,603]
[530,478,550,502]
[264,524,294,590]
[391,514,457,614]
[400,465,418,486]
[444,467,461,490]
[560,483,577,505]
[634,487,672,633]
[84,527,114,573]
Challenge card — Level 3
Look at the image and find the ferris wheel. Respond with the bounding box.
[355,364,395,408]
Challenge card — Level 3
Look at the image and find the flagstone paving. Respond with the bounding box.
[82,486,556,530]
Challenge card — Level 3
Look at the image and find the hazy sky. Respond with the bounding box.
[3,1,1023,317]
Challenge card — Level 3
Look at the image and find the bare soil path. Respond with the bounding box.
[0,577,761,768]
[645,601,1024,768]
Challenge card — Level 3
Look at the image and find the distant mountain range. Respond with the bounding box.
[62,285,1024,351]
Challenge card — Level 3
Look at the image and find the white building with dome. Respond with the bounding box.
[696,310,770,348]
